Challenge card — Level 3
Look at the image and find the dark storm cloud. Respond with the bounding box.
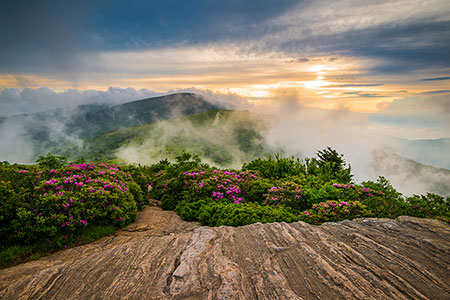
[346,21,450,74]
[280,19,450,74]
[1,0,448,78]
[0,0,301,73]
[0,0,100,74]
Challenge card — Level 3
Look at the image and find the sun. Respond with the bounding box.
[303,76,328,89]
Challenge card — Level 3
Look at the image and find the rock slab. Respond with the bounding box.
[1,206,449,299]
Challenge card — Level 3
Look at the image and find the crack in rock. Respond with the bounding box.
[169,227,216,296]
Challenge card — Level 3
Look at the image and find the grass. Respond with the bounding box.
[0,224,116,269]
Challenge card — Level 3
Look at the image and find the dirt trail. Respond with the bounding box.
[1,206,449,300]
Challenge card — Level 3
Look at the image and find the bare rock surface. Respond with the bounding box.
[1,206,449,300]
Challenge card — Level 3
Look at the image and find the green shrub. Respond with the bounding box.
[36,153,68,169]
[177,200,299,226]
[405,193,450,219]
[263,182,308,210]
[175,199,213,221]
[242,154,305,179]
[300,200,370,224]
[158,167,260,209]
[242,148,352,183]
[151,153,210,210]
[0,181,22,245]
[360,177,408,218]
[0,162,142,249]
[315,147,352,183]
[244,178,274,203]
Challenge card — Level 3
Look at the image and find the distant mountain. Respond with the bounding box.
[59,109,273,167]
[373,150,450,196]
[0,93,220,163]
[66,93,219,138]
[383,137,450,170]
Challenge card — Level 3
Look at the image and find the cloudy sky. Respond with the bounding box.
[0,0,449,138]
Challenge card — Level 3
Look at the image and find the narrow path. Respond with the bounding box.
[1,206,449,300]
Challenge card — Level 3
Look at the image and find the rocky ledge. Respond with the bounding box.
[1,206,449,300]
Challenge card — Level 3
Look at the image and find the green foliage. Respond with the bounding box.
[361,176,408,218]
[0,223,116,268]
[0,245,34,268]
[176,200,299,227]
[242,154,306,179]
[263,182,308,210]
[305,148,353,183]
[316,147,346,173]
[242,148,352,183]
[300,200,370,224]
[0,161,144,256]
[175,199,213,221]
[36,153,68,169]
[151,153,210,210]
[243,178,274,203]
[156,151,450,227]
[0,181,22,245]
[405,193,450,219]
[119,164,152,209]
[156,166,261,210]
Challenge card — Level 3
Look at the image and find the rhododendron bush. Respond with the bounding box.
[1,161,146,249]
[149,152,449,227]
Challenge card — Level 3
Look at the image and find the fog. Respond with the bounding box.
[0,86,448,197]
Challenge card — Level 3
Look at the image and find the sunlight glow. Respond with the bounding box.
[303,77,330,89]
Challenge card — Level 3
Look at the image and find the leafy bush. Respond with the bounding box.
[0,181,22,245]
[36,153,68,169]
[175,199,213,221]
[360,177,408,218]
[243,148,353,183]
[263,182,307,210]
[154,152,450,226]
[176,200,299,226]
[242,154,305,179]
[0,162,143,249]
[150,153,210,210]
[405,193,450,219]
[316,147,351,177]
[244,178,274,203]
[156,167,260,209]
[300,200,370,224]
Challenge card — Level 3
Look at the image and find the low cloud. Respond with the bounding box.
[0,86,448,197]
[0,87,161,117]
[0,117,35,164]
